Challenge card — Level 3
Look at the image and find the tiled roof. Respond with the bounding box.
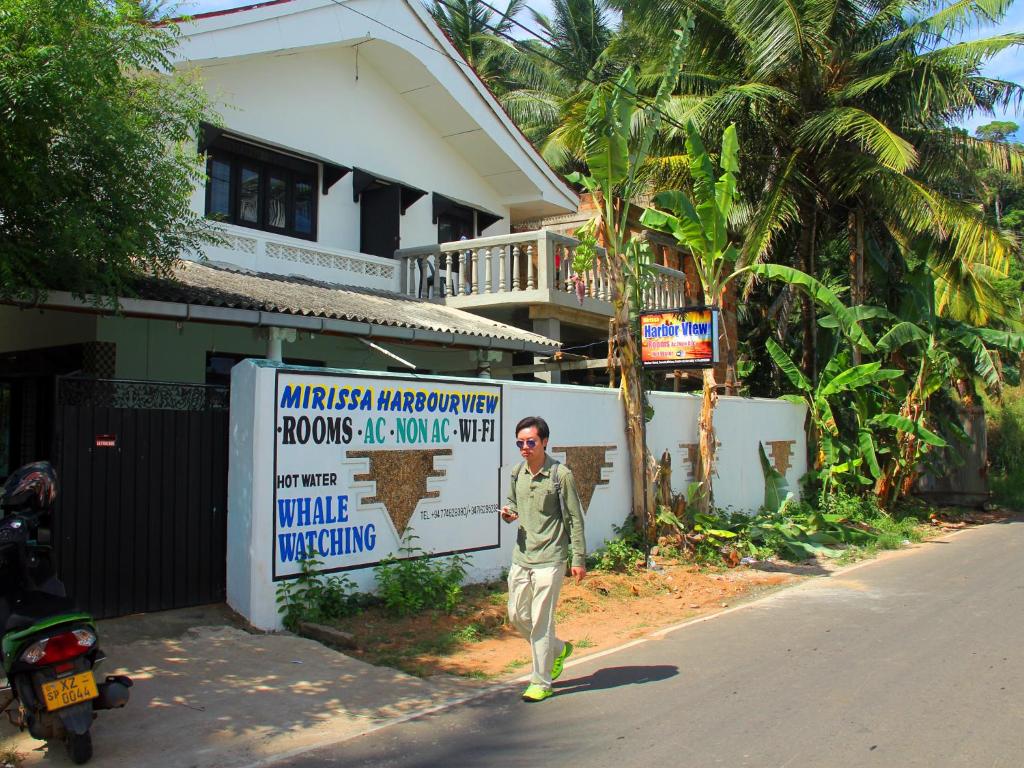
[141,259,558,349]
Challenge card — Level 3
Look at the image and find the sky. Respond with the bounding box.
[174,0,1022,139]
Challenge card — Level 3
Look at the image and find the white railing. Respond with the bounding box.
[201,224,398,291]
[644,264,689,308]
[396,230,612,302]
[397,230,692,312]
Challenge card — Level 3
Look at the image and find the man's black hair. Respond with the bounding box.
[515,416,550,440]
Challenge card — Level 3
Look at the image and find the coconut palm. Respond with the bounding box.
[618,0,1023,374]
[427,0,527,87]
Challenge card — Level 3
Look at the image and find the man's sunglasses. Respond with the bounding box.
[515,438,539,449]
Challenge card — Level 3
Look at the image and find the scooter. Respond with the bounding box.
[0,462,132,764]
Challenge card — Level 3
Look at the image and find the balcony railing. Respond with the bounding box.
[397,230,691,312]
[644,264,689,309]
[203,224,399,291]
[396,230,611,304]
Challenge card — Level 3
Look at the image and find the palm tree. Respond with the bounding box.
[618,0,1023,374]
[427,0,527,87]
[496,0,623,166]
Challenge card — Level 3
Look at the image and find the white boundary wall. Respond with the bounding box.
[228,361,806,629]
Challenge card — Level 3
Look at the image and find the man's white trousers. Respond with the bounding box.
[507,562,567,689]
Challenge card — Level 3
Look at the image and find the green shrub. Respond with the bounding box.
[989,385,1024,474]
[374,535,470,617]
[591,518,646,572]
[988,386,1024,507]
[275,552,363,632]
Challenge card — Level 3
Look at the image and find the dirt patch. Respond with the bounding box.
[928,508,1016,529]
[328,562,803,680]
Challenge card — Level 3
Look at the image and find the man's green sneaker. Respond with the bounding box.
[551,641,574,681]
[521,684,554,702]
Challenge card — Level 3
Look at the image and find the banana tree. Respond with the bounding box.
[566,35,684,534]
[641,123,871,514]
[872,267,1024,505]
[765,338,908,493]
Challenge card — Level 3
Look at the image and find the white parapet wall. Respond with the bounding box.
[228,360,807,630]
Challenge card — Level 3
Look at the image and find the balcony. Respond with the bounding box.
[395,230,690,319]
[201,224,400,292]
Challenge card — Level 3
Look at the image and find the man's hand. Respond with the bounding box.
[500,505,518,523]
[571,565,586,584]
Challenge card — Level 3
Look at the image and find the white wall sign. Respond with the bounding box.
[229,361,807,629]
[272,370,503,578]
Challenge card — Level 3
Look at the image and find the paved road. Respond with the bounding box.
[275,520,1024,768]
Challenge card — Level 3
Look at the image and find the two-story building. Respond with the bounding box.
[0,0,587,618]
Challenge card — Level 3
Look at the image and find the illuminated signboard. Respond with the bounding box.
[639,307,719,368]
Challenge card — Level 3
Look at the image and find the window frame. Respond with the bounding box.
[437,204,475,244]
[203,135,320,242]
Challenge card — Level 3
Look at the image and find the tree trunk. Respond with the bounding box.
[875,342,931,507]
[696,365,718,515]
[614,283,649,532]
[798,212,817,380]
[713,281,739,394]
[848,209,865,365]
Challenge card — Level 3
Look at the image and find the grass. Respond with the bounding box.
[450,623,485,643]
[502,657,530,673]
[574,636,595,649]
[1,747,25,768]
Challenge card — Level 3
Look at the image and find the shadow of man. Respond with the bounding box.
[553,665,678,696]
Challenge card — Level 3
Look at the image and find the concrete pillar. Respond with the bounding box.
[531,317,561,384]
[265,327,296,362]
[475,350,502,379]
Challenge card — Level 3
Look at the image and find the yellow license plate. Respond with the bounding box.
[41,671,98,712]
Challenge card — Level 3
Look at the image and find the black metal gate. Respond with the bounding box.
[54,378,230,619]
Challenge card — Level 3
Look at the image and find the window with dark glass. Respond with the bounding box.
[203,135,319,241]
[432,193,502,242]
[438,205,474,243]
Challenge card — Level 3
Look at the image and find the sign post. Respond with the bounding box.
[639,307,719,369]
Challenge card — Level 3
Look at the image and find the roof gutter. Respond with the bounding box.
[31,292,557,354]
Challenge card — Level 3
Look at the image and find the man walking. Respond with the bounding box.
[501,416,586,702]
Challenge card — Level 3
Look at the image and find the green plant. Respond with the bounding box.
[451,623,485,643]
[591,518,646,572]
[989,385,1024,508]
[0,0,219,302]
[373,534,471,617]
[275,551,362,632]
[764,337,905,493]
[502,657,530,673]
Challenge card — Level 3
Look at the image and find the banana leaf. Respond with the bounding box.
[869,413,948,446]
[819,363,903,396]
[819,305,898,327]
[759,442,791,511]
[766,337,811,392]
[747,263,874,351]
[858,426,883,479]
[876,321,929,352]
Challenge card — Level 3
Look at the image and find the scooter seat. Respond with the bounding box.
[1,592,77,634]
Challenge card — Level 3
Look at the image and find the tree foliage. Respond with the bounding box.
[431,0,1023,510]
[0,0,214,301]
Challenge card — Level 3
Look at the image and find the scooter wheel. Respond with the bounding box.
[65,730,93,765]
